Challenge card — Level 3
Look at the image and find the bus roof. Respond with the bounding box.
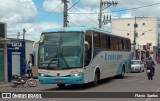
[42,26,129,39]
[43,26,111,33]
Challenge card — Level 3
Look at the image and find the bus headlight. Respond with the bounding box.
[71,72,82,76]
[39,73,47,77]
[41,74,45,77]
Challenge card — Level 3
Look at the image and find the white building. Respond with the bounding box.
[111,17,160,60]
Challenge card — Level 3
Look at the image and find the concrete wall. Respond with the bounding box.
[25,40,38,78]
[112,17,160,48]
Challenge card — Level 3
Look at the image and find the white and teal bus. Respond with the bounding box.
[38,26,132,88]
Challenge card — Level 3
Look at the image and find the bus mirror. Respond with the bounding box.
[84,41,89,51]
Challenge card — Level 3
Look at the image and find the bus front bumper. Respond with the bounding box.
[38,75,84,84]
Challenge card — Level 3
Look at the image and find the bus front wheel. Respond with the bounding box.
[57,84,65,88]
[91,70,100,86]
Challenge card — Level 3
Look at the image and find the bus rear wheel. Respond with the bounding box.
[117,67,125,79]
[57,84,65,88]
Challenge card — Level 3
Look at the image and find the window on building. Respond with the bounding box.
[142,23,145,26]
[127,23,130,26]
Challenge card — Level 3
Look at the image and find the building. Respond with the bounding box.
[112,17,160,60]
[7,39,38,81]
[0,22,8,82]
[0,22,38,82]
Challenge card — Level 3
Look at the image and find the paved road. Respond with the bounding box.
[1,64,160,101]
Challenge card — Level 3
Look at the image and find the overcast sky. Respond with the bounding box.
[1,0,160,41]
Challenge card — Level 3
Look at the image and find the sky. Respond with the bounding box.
[1,0,160,41]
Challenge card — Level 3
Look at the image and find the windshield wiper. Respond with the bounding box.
[59,47,69,68]
[47,49,59,68]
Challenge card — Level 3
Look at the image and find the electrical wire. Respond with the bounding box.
[69,2,160,14]
[68,3,99,26]
[112,2,160,13]
[68,0,81,10]
[25,3,63,32]
[68,15,84,26]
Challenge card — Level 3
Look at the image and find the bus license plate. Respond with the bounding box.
[55,80,63,83]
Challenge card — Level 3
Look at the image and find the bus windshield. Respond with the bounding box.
[38,32,83,69]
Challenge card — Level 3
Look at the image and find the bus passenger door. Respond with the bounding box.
[83,31,94,83]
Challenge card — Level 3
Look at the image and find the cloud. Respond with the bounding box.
[114,0,160,17]
[7,22,62,41]
[68,7,99,27]
[81,0,160,18]
[42,0,63,12]
[4,0,160,42]
[121,13,132,18]
[0,0,37,23]
[81,0,100,8]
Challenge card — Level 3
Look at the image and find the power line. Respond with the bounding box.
[68,3,98,26]
[26,3,63,32]
[69,2,160,14]
[68,15,83,26]
[112,2,160,13]
[68,21,77,26]
[68,0,81,10]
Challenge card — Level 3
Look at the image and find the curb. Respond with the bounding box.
[0,83,10,88]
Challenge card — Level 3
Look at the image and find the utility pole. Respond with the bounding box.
[62,0,68,27]
[17,32,20,39]
[23,28,26,41]
[133,16,137,59]
[98,0,118,28]
[99,0,103,28]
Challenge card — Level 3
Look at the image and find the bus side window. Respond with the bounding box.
[107,36,111,49]
[119,38,122,50]
[101,34,107,49]
[93,33,100,48]
[128,39,131,51]
[117,37,120,50]
[114,37,118,50]
[122,39,124,50]
[85,31,92,66]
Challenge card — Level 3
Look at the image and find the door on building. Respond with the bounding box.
[0,50,4,82]
[12,52,21,75]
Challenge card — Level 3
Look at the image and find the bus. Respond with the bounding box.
[38,26,132,88]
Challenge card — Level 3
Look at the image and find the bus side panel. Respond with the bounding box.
[83,51,132,83]
[115,52,132,75]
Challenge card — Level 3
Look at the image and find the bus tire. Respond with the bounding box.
[57,84,65,88]
[117,66,125,79]
[91,69,100,86]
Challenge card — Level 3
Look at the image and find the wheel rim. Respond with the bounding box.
[27,79,37,87]
[122,69,125,77]
[94,73,99,84]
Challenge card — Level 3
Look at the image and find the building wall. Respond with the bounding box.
[25,41,34,63]
[112,17,160,60]
[25,40,38,77]
[112,17,160,47]
[7,39,38,81]
[7,40,26,81]
[0,22,7,82]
